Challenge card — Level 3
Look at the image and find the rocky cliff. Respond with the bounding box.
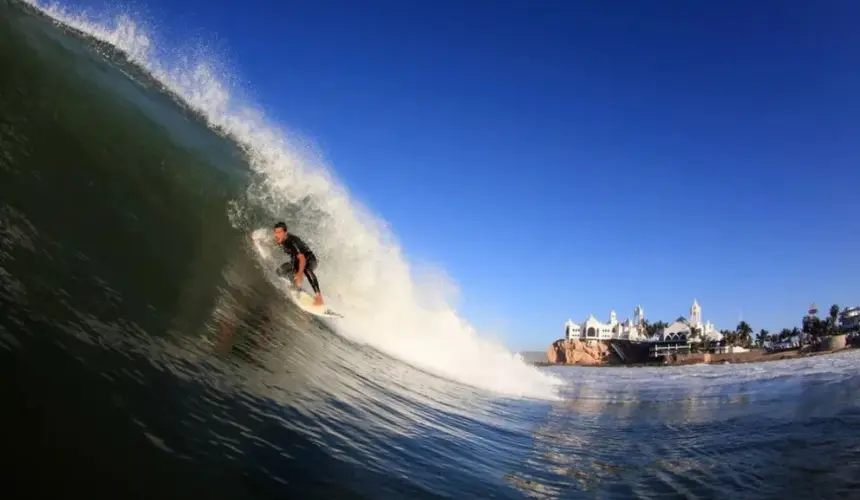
[546,338,653,365]
[546,338,611,365]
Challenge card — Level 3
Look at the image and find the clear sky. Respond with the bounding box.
[63,0,860,351]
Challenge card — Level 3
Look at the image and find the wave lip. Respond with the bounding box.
[24,0,563,400]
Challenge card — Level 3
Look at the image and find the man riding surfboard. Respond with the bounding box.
[272,222,325,307]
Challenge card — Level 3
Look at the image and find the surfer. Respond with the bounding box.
[272,222,325,306]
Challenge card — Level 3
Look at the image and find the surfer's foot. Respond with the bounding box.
[313,293,324,307]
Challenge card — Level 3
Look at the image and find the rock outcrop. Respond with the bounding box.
[546,338,611,365]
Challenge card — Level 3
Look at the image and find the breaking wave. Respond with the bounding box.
[22,0,562,399]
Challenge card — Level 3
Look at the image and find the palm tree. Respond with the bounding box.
[828,304,840,335]
[803,315,827,343]
[645,320,667,338]
[756,329,770,347]
[830,304,840,322]
[682,318,710,353]
[699,336,711,354]
[736,321,753,348]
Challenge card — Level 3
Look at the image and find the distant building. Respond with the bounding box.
[564,305,648,342]
[841,306,860,332]
[656,299,723,343]
[563,300,722,344]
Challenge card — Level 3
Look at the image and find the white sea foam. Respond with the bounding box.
[25,0,564,400]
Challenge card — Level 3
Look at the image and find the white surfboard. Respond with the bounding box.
[281,279,343,318]
[250,229,343,319]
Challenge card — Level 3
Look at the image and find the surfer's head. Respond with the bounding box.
[273,221,288,243]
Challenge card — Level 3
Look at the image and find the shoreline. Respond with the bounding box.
[532,345,858,368]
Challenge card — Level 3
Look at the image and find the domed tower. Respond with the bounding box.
[690,299,702,324]
[609,310,617,324]
[634,305,644,324]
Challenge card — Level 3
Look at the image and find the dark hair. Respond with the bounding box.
[274,221,288,231]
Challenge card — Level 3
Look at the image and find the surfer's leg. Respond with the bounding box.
[304,256,324,305]
[304,257,321,295]
[304,271,321,295]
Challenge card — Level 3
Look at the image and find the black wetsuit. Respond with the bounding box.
[276,234,322,295]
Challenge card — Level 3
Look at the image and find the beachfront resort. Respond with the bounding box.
[564,299,722,343]
[557,300,860,363]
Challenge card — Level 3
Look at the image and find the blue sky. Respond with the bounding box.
[66,0,859,351]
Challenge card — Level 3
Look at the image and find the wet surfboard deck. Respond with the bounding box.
[282,279,343,318]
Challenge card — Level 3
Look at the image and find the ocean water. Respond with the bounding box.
[2,1,859,498]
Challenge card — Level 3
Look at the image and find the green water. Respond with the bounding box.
[0,0,261,340]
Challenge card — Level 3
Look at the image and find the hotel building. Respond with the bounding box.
[564,300,722,343]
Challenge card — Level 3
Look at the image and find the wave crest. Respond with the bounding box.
[26,0,563,400]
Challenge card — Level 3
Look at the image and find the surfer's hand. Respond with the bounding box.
[294,273,303,288]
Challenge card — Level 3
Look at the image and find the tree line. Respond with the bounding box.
[639,303,854,349]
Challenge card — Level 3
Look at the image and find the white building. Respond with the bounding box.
[656,299,722,343]
[563,300,722,343]
[842,306,860,332]
[564,305,649,342]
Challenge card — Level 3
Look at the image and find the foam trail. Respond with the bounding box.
[27,0,564,400]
